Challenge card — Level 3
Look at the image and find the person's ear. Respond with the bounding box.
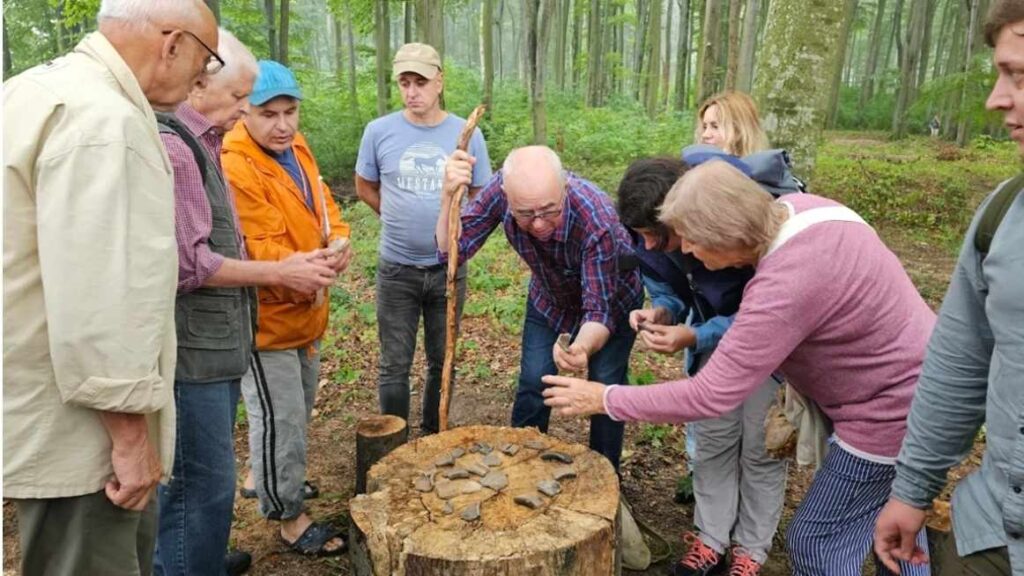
[161,30,182,64]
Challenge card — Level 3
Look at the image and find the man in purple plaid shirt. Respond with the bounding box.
[438,145,642,470]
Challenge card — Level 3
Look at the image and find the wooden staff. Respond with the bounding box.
[439,104,486,432]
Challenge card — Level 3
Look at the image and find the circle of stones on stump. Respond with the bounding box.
[349,425,618,575]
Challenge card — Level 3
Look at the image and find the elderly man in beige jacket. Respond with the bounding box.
[3,0,217,574]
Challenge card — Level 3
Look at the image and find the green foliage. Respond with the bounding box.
[639,424,673,449]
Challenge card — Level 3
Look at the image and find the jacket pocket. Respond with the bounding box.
[178,294,241,351]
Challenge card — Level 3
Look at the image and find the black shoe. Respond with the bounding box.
[225,550,252,576]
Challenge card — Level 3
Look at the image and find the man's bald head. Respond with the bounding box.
[98,0,218,111]
[502,146,568,240]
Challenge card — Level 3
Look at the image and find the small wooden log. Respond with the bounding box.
[355,415,409,495]
[439,104,487,432]
[350,425,619,575]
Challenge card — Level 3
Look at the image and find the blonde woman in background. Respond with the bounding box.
[630,91,786,575]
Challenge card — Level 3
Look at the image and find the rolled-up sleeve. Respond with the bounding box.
[36,143,176,413]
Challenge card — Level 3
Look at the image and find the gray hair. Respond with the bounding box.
[211,28,258,83]
[502,146,567,188]
[98,0,204,26]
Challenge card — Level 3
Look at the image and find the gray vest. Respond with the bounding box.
[157,112,257,383]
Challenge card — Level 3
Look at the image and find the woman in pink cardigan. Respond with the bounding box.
[543,160,935,576]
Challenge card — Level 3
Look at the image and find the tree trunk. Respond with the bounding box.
[355,416,409,495]
[884,0,904,74]
[697,0,722,104]
[753,0,849,177]
[663,1,674,109]
[3,18,12,79]
[957,0,980,146]
[345,2,359,118]
[586,0,605,106]
[405,0,414,43]
[827,0,858,128]
[644,0,663,116]
[527,0,557,144]
[932,0,954,80]
[736,0,761,92]
[375,0,391,117]
[674,0,691,110]
[349,426,619,576]
[278,0,290,66]
[265,0,278,61]
[416,0,445,61]
[916,0,937,90]
[483,0,495,116]
[857,0,886,111]
[334,15,345,81]
[554,0,570,89]
[206,0,221,22]
[892,0,927,137]
[725,0,742,89]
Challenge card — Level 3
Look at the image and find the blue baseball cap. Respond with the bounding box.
[250,60,303,106]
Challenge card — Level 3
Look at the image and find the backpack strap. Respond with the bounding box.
[975,173,1024,257]
[156,112,208,185]
[764,203,871,258]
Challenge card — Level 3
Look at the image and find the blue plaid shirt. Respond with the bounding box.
[440,171,642,334]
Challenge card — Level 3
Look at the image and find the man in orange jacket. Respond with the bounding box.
[222,60,350,557]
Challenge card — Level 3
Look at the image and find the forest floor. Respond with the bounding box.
[2,132,1008,575]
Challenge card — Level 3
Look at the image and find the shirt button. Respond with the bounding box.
[1015,486,1022,494]
[1020,426,1024,434]
[1012,532,1022,540]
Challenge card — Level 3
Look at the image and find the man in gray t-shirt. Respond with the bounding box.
[355,42,491,434]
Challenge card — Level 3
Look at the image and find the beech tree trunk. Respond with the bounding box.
[375,0,391,117]
[355,416,409,495]
[753,0,849,177]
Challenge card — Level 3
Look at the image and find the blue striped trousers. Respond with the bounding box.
[786,441,930,575]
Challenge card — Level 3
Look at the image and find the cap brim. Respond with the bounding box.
[250,87,304,107]
[393,61,440,80]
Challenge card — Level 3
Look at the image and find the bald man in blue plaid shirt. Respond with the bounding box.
[438,146,642,470]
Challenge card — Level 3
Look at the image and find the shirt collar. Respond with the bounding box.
[174,102,219,141]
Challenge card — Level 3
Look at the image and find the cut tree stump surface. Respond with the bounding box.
[349,425,619,575]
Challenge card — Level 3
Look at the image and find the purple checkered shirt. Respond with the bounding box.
[440,171,643,334]
[161,103,247,293]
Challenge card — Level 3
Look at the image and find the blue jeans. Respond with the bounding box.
[511,302,636,471]
[154,379,241,576]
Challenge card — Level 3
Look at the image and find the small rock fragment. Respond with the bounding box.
[442,467,470,480]
[443,501,454,515]
[537,479,562,497]
[413,474,434,492]
[479,471,509,491]
[434,453,455,467]
[450,447,465,459]
[524,440,546,450]
[461,480,483,494]
[540,451,574,464]
[461,501,481,522]
[476,442,493,454]
[514,494,544,509]
[466,462,490,477]
[553,466,577,481]
[499,443,521,456]
[435,480,460,500]
[481,452,502,467]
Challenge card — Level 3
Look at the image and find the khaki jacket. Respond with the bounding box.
[3,33,177,498]
[222,124,349,351]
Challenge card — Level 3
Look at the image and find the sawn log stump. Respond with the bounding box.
[349,425,620,575]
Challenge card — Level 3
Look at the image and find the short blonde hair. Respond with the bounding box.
[694,91,770,157]
[659,160,788,259]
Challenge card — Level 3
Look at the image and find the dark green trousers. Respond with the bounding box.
[15,490,158,576]
[930,528,1012,576]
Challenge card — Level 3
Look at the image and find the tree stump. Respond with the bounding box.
[349,425,620,575]
[355,415,409,495]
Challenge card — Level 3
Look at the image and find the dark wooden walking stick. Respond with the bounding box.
[439,104,486,432]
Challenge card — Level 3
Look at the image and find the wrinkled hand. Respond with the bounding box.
[629,307,668,331]
[443,150,475,201]
[639,323,696,354]
[106,435,162,511]
[278,249,337,294]
[553,340,589,373]
[321,242,354,274]
[874,499,930,573]
[541,375,607,417]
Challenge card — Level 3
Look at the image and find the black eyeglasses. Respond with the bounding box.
[162,29,224,75]
[511,186,568,223]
